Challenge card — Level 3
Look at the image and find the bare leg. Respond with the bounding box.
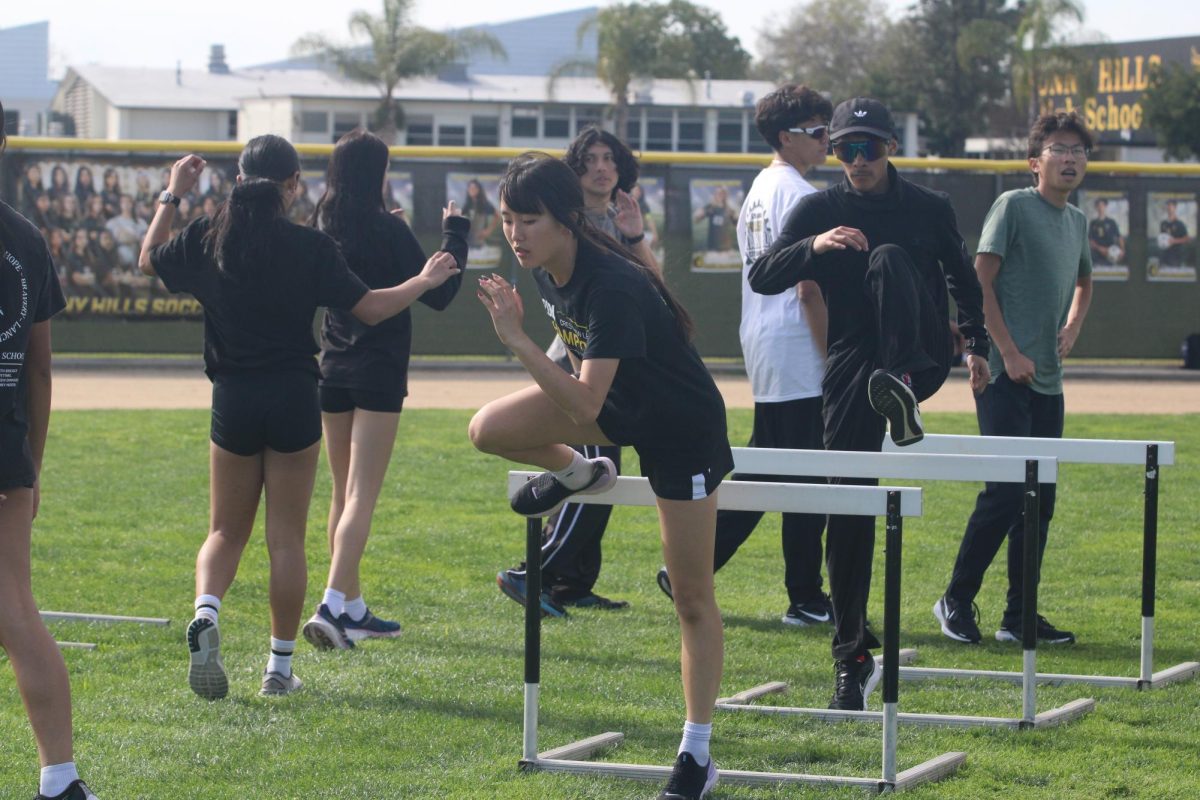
[324,410,400,600]
[659,492,723,725]
[323,411,353,558]
[262,444,320,641]
[0,488,73,767]
[469,384,611,467]
[195,443,263,600]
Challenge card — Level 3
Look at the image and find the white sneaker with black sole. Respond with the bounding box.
[186,617,228,700]
[868,369,924,446]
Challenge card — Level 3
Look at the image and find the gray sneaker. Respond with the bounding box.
[186,617,228,700]
[260,670,304,696]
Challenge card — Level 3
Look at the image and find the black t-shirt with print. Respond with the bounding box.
[319,214,468,396]
[0,201,67,487]
[1088,217,1121,265]
[1160,218,1189,265]
[533,238,727,459]
[150,216,368,378]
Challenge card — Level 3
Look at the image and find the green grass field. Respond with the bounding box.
[1,409,1197,799]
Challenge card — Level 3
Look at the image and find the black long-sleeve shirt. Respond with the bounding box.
[748,164,989,368]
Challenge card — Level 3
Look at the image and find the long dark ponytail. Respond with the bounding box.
[310,128,389,261]
[498,152,694,340]
[203,134,300,276]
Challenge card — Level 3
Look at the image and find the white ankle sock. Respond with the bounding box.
[678,720,712,765]
[322,588,346,618]
[40,762,79,797]
[344,596,367,622]
[267,638,295,677]
[552,451,594,490]
[194,594,221,624]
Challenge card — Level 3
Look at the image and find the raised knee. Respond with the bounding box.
[468,406,503,455]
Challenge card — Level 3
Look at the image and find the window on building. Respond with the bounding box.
[646,109,673,152]
[511,106,539,138]
[226,111,238,140]
[716,111,744,153]
[471,116,499,147]
[543,106,570,138]
[406,116,434,145]
[3,109,19,137]
[677,112,705,152]
[300,111,328,134]
[574,106,603,134]
[747,128,772,154]
[333,112,362,142]
[438,124,467,146]
[625,110,643,150]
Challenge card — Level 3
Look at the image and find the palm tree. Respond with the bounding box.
[1010,0,1095,125]
[294,0,505,144]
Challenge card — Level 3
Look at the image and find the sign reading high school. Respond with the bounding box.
[1038,36,1200,146]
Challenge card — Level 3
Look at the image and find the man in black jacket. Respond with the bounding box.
[748,97,991,710]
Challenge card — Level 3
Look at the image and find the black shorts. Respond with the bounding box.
[211,370,322,456]
[634,437,734,502]
[0,428,35,490]
[319,385,404,414]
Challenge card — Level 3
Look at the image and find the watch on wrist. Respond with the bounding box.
[159,190,181,207]
[626,232,645,245]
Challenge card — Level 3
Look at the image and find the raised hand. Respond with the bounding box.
[419,250,460,288]
[168,154,206,197]
[612,189,644,239]
[476,272,526,347]
[813,226,869,254]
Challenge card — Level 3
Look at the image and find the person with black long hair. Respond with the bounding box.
[138,134,466,699]
[471,153,731,800]
[300,129,465,649]
[0,98,100,800]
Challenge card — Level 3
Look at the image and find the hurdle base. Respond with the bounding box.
[898,662,1200,690]
[55,641,97,651]
[523,731,964,793]
[1143,662,1200,689]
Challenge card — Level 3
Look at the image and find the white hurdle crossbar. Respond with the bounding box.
[885,434,1196,690]
[717,448,1093,731]
[506,471,960,793]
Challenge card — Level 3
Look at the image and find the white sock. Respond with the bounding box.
[322,588,346,618]
[552,450,595,490]
[40,762,79,797]
[344,595,367,622]
[267,638,294,677]
[678,720,712,765]
[194,594,221,624]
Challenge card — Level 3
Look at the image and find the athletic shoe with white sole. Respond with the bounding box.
[509,457,616,517]
[496,569,567,618]
[342,609,402,642]
[656,566,673,600]
[186,616,228,700]
[657,752,717,800]
[868,369,924,446]
[933,595,982,644]
[302,603,355,650]
[782,593,833,626]
[996,614,1076,644]
[260,670,303,696]
[35,779,98,800]
[829,653,881,710]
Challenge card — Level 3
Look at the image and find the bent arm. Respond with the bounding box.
[506,328,616,425]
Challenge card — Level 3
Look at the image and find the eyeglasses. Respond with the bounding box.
[832,139,888,163]
[787,125,829,140]
[1042,144,1090,159]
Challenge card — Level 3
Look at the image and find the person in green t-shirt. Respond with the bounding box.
[934,111,1094,647]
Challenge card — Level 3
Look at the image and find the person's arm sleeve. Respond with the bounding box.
[939,197,990,359]
[747,195,827,295]
[148,218,205,294]
[419,215,468,311]
[35,239,67,322]
[1078,218,1094,277]
[317,237,370,310]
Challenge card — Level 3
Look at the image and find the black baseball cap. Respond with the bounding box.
[830,97,895,142]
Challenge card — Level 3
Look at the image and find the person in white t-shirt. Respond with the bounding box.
[657,84,834,628]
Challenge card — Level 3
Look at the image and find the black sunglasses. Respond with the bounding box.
[832,139,888,164]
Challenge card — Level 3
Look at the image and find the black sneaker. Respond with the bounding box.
[657,752,717,800]
[782,593,832,627]
[496,569,567,618]
[509,457,616,517]
[996,614,1076,644]
[557,592,630,610]
[868,369,924,446]
[829,653,880,711]
[933,595,982,644]
[35,779,98,800]
[656,566,673,600]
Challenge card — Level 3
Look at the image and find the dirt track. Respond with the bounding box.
[52,369,1199,414]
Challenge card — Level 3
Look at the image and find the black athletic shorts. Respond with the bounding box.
[634,437,734,502]
[319,385,404,414]
[210,370,322,456]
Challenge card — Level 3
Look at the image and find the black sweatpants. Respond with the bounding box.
[713,396,826,605]
[825,245,953,660]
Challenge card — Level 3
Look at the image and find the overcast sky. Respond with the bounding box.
[7,0,1198,76]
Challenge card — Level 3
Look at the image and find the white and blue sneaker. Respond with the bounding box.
[343,609,402,642]
[302,603,355,650]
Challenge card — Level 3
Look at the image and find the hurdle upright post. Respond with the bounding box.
[1020,459,1039,726]
[881,490,903,787]
[1140,444,1159,687]
[523,517,541,763]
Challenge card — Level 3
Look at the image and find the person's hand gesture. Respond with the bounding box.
[813,226,869,254]
[419,250,460,289]
[167,154,206,198]
[477,272,526,347]
[612,189,644,240]
[442,200,464,222]
[1002,350,1036,385]
[966,354,990,395]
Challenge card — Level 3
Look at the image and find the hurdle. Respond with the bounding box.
[884,434,1196,690]
[41,611,170,626]
[508,470,963,793]
[715,448,1094,731]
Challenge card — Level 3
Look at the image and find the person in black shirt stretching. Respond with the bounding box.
[139,135,465,700]
[0,99,100,800]
[301,129,465,650]
[472,154,733,800]
[749,98,990,710]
